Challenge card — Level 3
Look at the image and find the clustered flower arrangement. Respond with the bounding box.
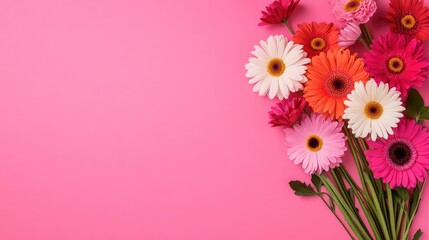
[245,0,429,239]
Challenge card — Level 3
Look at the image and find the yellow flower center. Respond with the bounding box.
[344,0,361,12]
[400,15,417,29]
[387,57,405,73]
[310,37,327,51]
[267,58,286,77]
[364,101,384,119]
[306,135,323,152]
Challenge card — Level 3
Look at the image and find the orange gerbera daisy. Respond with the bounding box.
[304,49,370,120]
[293,22,339,58]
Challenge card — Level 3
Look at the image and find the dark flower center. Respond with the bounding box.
[388,142,412,166]
[364,101,383,119]
[310,37,327,51]
[387,57,405,73]
[344,0,361,12]
[400,15,417,30]
[325,72,353,97]
[267,58,286,76]
[306,135,323,152]
[333,79,344,90]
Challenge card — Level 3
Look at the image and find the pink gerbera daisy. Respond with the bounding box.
[259,0,300,26]
[330,0,377,24]
[285,113,347,174]
[269,95,306,127]
[366,120,429,189]
[364,32,429,97]
[339,21,362,48]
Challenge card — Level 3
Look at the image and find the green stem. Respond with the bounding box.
[320,173,372,240]
[396,202,405,237]
[386,185,397,239]
[402,181,426,240]
[282,21,295,34]
[364,173,391,240]
[358,37,370,50]
[318,193,356,240]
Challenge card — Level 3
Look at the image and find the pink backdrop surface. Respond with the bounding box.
[0,0,429,239]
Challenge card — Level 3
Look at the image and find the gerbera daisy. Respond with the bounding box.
[343,79,405,141]
[330,0,377,24]
[366,119,429,189]
[304,49,370,120]
[293,22,339,58]
[386,0,429,41]
[285,113,347,174]
[245,35,310,100]
[269,94,306,127]
[339,21,362,48]
[364,32,429,97]
[259,0,300,26]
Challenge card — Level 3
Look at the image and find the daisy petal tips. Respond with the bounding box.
[245,35,310,100]
[343,79,405,141]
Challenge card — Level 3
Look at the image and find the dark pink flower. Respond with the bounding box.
[268,95,306,127]
[259,0,300,26]
[364,32,429,97]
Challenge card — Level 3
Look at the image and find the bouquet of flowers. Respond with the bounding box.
[245,0,429,239]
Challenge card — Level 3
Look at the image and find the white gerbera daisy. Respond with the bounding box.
[245,35,310,100]
[343,79,405,141]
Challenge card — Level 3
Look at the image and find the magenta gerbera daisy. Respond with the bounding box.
[364,32,429,97]
[366,120,429,189]
[285,113,347,174]
[269,95,306,127]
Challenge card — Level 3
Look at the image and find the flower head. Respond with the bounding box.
[339,21,362,48]
[285,113,347,174]
[269,95,306,127]
[259,0,300,26]
[293,22,339,58]
[343,79,405,141]
[366,119,429,189]
[245,35,310,100]
[364,32,429,97]
[386,0,429,41]
[304,49,370,120]
[330,0,377,24]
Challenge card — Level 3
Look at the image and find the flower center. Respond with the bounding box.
[387,57,405,73]
[400,14,417,29]
[267,58,286,77]
[325,71,353,97]
[306,135,323,152]
[388,142,412,166]
[344,0,361,12]
[310,37,327,51]
[364,101,383,119]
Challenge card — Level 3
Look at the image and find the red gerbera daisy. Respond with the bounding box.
[293,22,339,58]
[386,0,429,41]
[259,0,300,26]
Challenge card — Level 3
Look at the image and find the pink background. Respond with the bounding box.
[0,0,428,239]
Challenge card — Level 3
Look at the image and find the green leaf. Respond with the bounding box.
[410,187,421,215]
[413,229,423,240]
[395,187,410,201]
[328,195,335,211]
[289,180,318,196]
[419,106,429,120]
[406,88,424,119]
[311,174,322,193]
[347,188,355,204]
